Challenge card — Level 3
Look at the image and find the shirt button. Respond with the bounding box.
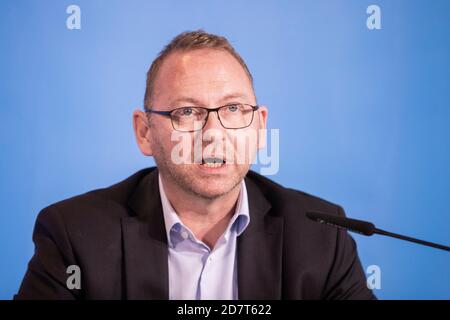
[181,231,189,240]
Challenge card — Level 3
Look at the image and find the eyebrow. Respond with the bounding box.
[169,97,203,106]
[169,93,251,107]
[219,93,250,104]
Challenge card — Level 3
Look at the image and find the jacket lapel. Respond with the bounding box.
[238,177,284,299]
[122,168,169,299]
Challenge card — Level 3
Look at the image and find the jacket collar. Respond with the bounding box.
[238,176,284,299]
[122,168,169,299]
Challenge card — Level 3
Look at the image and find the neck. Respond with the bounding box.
[160,174,242,249]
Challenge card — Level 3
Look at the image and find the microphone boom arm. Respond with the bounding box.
[306,211,450,252]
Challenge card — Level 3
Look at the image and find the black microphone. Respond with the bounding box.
[306,211,450,252]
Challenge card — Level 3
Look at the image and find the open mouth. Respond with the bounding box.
[201,157,226,168]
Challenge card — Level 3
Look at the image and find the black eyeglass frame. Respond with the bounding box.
[145,104,260,132]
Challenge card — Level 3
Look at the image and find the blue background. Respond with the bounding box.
[1,0,449,299]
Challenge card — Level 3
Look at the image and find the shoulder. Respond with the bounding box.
[244,171,354,287]
[35,168,156,234]
[245,170,344,219]
[244,170,348,255]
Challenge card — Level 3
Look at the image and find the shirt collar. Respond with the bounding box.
[158,173,250,248]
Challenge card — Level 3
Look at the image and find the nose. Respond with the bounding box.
[200,110,226,155]
[202,110,224,131]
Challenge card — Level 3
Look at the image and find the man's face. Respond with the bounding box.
[144,49,267,199]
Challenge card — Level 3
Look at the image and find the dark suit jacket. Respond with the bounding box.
[15,167,375,300]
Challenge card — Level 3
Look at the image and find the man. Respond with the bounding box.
[15,30,375,300]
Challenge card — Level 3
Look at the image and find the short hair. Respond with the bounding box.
[143,30,254,110]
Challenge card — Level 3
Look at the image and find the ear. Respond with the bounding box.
[133,109,153,156]
[256,105,268,149]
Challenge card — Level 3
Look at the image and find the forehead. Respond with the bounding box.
[153,49,255,106]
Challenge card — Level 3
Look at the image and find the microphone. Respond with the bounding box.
[306,211,450,252]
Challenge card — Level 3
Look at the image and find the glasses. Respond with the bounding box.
[145,103,259,132]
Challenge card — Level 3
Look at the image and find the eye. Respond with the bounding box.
[181,108,193,116]
[226,104,240,112]
[174,107,196,117]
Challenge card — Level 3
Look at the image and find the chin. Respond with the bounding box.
[188,178,239,200]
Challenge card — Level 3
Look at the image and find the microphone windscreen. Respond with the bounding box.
[306,211,376,236]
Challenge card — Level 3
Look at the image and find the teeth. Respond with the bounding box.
[201,157,225,168]
[202,157,224,165]
[202,162,223,168]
